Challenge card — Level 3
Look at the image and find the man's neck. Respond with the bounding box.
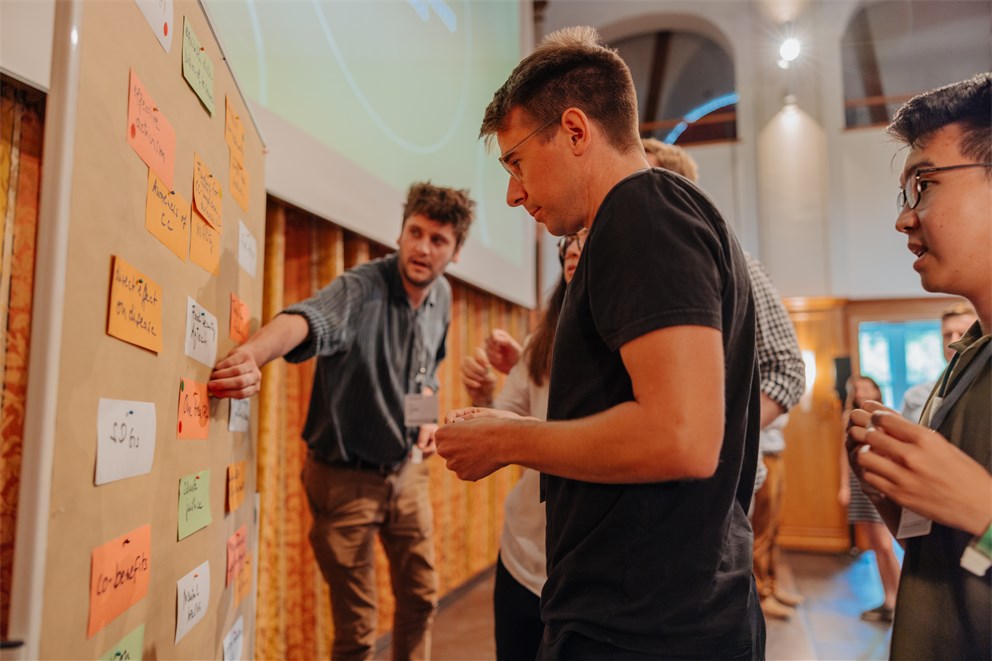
[403,279,430,310]
[582,150,654,228]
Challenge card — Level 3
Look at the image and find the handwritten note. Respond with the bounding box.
[181,17,215,114]
[127,69,175,188]
[96,399,156,485]
[238,220,257,278]
[134,0,173,52]
[177,378,210,440]
[225,96,245,161]
[223,615,244,661]
[100,623,145,661]
[229,398,250,434]
[145,168,190,261]
[107,255,163,353]
[175,560,210,644]
[235,552,252,607]
[229,292,250,344]
[190,212,220,275]
[178,470,212,540]
[229,151,250,213]
[88,524,151,638]
[184,297,218,367]
[227,461,247,514]
[226,524,248,586]
[192,153,222,230]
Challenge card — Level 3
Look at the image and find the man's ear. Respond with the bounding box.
[449,246,462,264]
[561,108,591,155]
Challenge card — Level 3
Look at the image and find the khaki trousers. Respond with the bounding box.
[302,454,438,661]
[751,452,785,599]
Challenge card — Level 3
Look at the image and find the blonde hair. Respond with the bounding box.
[642,138,699,183]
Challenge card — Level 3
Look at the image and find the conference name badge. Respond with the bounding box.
[404,393,439,427]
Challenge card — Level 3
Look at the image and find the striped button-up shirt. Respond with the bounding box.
[283,253,450,465]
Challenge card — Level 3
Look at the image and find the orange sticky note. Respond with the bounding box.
[88,524,151,638]
[229,292,250,344]
[177,378,210,440]
[145,168,190,261]
[227,460,246,513]
[226,524,247,586]
[229,151,250,213]
[225,96,245,162]
[127,68,175,189]
[190,212,220,275]
[107,255,163,353]
[192,153,222,230]
[235,552,252,607]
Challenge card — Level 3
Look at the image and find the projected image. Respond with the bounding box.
[206,0,531,300]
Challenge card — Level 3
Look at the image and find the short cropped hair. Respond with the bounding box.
[402,182,475,249]
[642,138,700,183]
[480,26,641,153]
[941,301,977,322]
[887,73,991,164]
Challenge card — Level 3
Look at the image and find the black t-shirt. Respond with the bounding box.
[541,169,760,657]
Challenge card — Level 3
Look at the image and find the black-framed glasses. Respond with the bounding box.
[557,230,588,260]
[498,116,559,181]
[898,163,992,212]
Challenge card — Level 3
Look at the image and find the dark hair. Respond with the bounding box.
[887,73,992,164]
[402,182,475,248]
[479,26,641,154]
[524,276,567,386]
[844,375,882,412]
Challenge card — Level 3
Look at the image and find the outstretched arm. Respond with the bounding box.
[208,313,309,399]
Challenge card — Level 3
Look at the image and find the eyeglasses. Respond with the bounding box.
[898,163,992,212]
[498,116,559,181]
[557,230,588,260]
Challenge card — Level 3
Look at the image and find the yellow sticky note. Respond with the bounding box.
[192,153,223,230]
[225,96,245,162]
[181,17,215,114]
[107,256,163,353]
[235,552,252,607]
[88,525,151,638]
[227,460,246,513]
[145,168,190,261]
[229,150,250,213]
[177,378,210,440]
[127,68,176,188]
[177,470,212,540]
[190,212,220,275]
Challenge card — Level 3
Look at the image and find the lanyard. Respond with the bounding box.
[927,341,991,431]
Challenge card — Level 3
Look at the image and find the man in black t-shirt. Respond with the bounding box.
[434,26,763,659]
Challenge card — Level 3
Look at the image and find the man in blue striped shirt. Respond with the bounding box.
[210,182,474,660]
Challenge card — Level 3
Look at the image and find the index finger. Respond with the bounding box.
[871,410,931,446]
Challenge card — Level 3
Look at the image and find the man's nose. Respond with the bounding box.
[506,177,526,208]
[895,207,918,234]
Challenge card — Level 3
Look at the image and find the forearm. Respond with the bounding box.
[759,393,786,429]
[243,313,310,367]
[499,400,722,483]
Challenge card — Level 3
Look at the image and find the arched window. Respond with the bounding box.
[609,31,737,145]
[842,0,991,128]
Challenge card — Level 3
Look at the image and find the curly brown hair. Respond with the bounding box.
[402,182,475,249]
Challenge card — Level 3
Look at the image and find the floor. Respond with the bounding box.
[377,550,898,660]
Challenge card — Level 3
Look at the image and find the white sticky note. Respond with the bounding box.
[229,398,250,433]
[184,296,218,368]
[175,560,210,644]
[96,399,156,485]
[223,615,245,661]
[238,221,257,278]
[133,0,174,53]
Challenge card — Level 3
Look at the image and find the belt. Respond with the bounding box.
[312,452,404,476]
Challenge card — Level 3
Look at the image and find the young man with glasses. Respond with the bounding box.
[435,26,763,659]
[847,73,991,659]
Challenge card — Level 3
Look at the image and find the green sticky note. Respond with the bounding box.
[100,623,144,661]
[181,17,215,114]
[178,470,212,540]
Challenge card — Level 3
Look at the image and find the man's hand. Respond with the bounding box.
[484,329,523,375]
[417,423,438,457]
[434,408,533,481]
[461,348,496,406]
[209,346,262,399]
[851,402,992,536]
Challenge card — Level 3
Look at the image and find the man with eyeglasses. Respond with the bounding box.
[846,73,991,659]
[435,27,763,659]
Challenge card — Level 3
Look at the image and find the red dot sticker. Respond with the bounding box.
[178,420,183,434]
[130,124,136,139]
[163,22,169,37]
